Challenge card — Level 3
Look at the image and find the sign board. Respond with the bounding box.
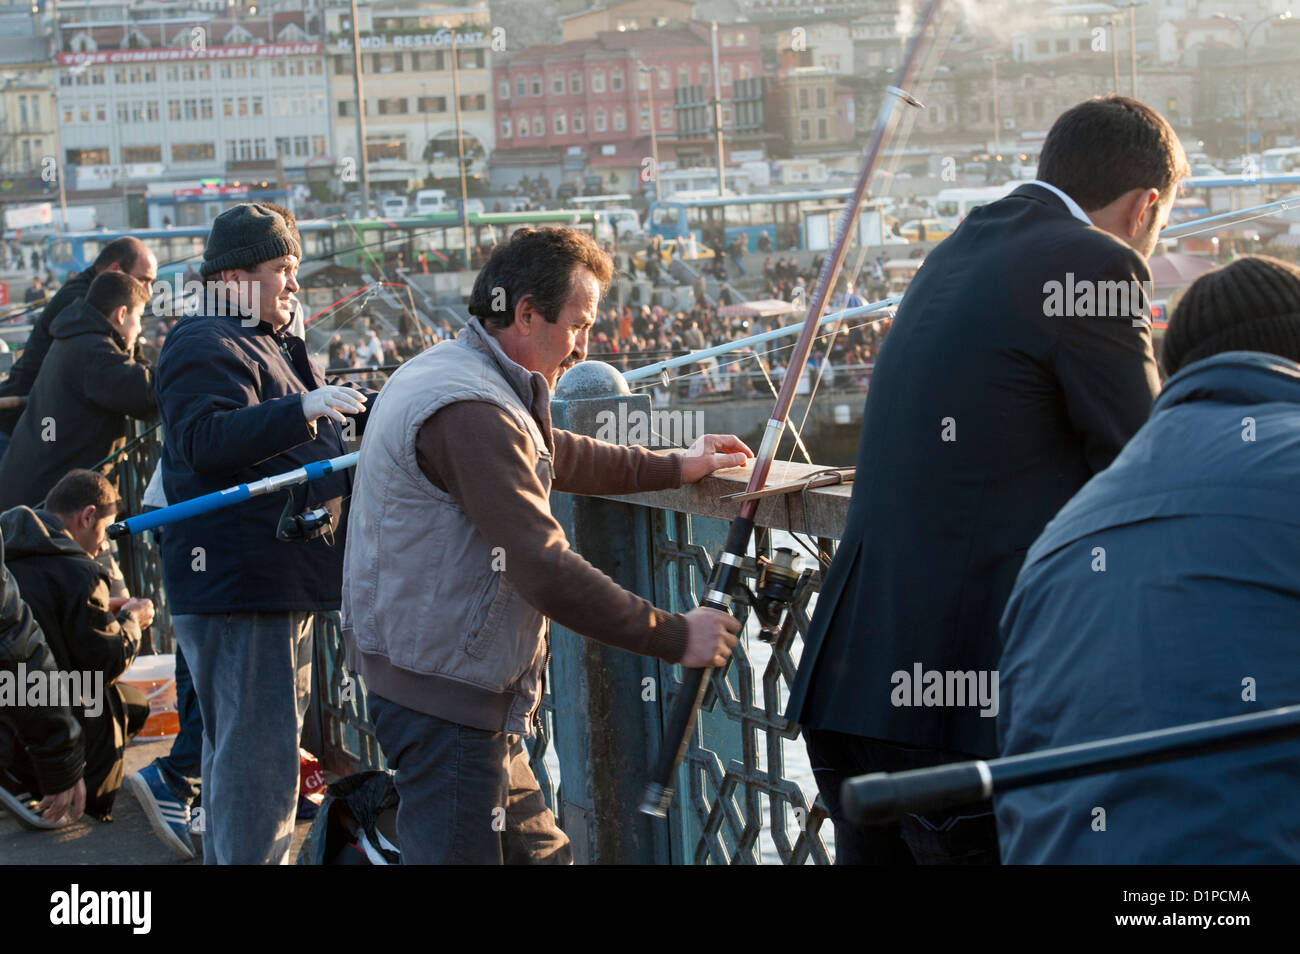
[56,42,321,66]
[3,203,53,230]
[334,29,488,51]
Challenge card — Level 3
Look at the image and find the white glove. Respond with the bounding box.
[302,385,367,425]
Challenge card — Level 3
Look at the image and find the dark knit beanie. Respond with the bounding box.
[1162,255,1300,376]
[199,202,302,278]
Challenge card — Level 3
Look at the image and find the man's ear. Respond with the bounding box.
[513,294,537,336]
[1125,188,1160,238]
[111,304,129,328]
[77,504,98,531]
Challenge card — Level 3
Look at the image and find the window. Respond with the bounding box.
[723,31,734,48]
[338,101,354,118]
[201,97,213,119]
[32,97,39,125]
[376,53,400,73]
[594,108,606,132]
[171,142,215,161]
[554,112,567,134]
[815,87,826,109]
[334,54,352,74]
[570,71,582,93]
[118,102,131,123]
[613,107,626,131]
[516,77,526,96]
[377,98,409,115]
[799,118,810,140]
[227,140,237,161]
[418,96,448,112]
[460,94,486,111]
[66,147,110,165]
[799,88,810,109]
[458,49,484,69]
[1055,38,1069,53]
[293,136,308,158]
[552,74,564,94]
[91,68,105,85]
[700,67,709,88]
[658,68,669,90]
[720,65,732,85]
[572,111,584,133]
[254,140,268,160]
[499,79,510,100]
[412,51,444,71]
[312,135,325,156]
[123,145,160,163]
[165,66,179,83]
[637,69,649,91]
[531,76,542,96]
[518,115,529,137]
[678,66,690,87]
[238,97,248,117]
[275,136,291,157]
[592,70,605,93]
[639,106,650,131]
[252,96,263,117]
[501,117,512,138]
[660,106,671,130]
[62,106,73,124]
[147,101,159,122]
[234,63,246,78]
[532,115,543,136]
[224,98,234,118]
[740,63,752,80]
[366,137,407,162]
[184,99,197,120]
[817,117,828,139]
[95,103,106,122]
[611,70,623,91]
[183,65,195,82]
[79,105,90,124]
[198,65,210,81]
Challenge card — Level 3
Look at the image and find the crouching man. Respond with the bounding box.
[343,227,751,864]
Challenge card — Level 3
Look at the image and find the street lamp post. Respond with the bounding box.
[984,55,1000,158]
[450,28,471,265]
[1101,17,1121,93]
[1215,11,1293,157]
[638,62,661,202]
[420,80,431,183]
[1114,0,1146,97]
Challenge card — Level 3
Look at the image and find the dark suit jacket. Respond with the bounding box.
[784,183,1160,757]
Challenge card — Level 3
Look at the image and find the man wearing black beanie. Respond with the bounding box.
[148,203,375,864]
[997,254,1300,862]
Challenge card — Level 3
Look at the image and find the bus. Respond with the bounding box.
[934,183,1020,229]
[647,188,894,253]
[1260,147,1300,175]
[45,209,605,282]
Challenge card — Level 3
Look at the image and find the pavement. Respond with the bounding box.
[0,735,315,865]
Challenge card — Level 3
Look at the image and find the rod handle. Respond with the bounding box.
[841,761,990,827]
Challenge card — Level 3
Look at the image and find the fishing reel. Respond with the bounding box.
[276,485,333,542]
[716,546,816,644]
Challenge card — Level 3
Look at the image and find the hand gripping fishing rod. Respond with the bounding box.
[638,0,946,819]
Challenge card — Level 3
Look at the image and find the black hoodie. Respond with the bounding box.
[0,298,155,511]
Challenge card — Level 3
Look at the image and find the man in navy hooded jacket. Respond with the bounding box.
[154,203,372,864]
[997,255,1300,863]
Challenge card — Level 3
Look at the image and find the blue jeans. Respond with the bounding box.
[173,611,314,865]
[156,644,203,804]
[804,727,1000,865]
[369,693,570,865]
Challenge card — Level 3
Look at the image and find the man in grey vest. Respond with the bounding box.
[343,227,751,864]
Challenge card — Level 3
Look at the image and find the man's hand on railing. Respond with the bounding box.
[681,607,741,669]
[680,434,754,484]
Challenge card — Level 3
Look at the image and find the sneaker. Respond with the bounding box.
[0,768,70,830]
[125,762,196,860]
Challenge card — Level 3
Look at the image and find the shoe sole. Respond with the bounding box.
[0,784,69,831]
[125,772,196,860]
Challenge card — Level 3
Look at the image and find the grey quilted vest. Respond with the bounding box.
[342,318,554,736]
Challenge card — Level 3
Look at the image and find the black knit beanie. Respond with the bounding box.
[200,202,302,278]
[1162,255,1300,376]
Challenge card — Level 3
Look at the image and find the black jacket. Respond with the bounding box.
[0,268,94,435]
[156,312,372,614]
[0,298,156,511]
[0,525,85,794]
[0,506,142,811]
[785,184,1161,757]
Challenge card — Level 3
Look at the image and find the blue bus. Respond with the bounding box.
[648,189,892,253]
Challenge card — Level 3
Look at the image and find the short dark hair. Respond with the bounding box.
[93,236,146,274]
[1037,96,1189,211]
[86,270,150,318]
[467,228,613,332]
[45,469,120,518]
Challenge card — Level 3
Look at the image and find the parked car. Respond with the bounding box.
[632,237,716,270]
[380,195,409,217]
[414,189,447,215]
[899,218,953,242]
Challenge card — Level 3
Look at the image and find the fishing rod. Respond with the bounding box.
[841,704,1300,826]
[107,452,357,540]
[1161,195,1299,240]
[638,0,946,819]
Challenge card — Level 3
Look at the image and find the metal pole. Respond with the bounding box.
[51,89,69,232]
[451,29,471,266]
[348,0,371,217]
[1128,3,1138,97]
[421,81,431,183]
[1109,20,1120,93]
[643,64,661,202]
[990,57,999,157]
[711,21,725,195]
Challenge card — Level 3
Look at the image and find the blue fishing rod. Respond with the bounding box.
[106,452,358,539]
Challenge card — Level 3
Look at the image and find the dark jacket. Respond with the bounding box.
[0,526,85,795]
[786,184,1161,757]
[0,298,156,511]
[0,506,142,811]
[0,268,94,435]
[155,312,371,614]
[996,352,1300,863]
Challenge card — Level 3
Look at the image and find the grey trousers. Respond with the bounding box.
[172,611,314,865]
[369,693,571,865]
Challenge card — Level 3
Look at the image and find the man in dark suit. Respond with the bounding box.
[785,96,1188,864]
